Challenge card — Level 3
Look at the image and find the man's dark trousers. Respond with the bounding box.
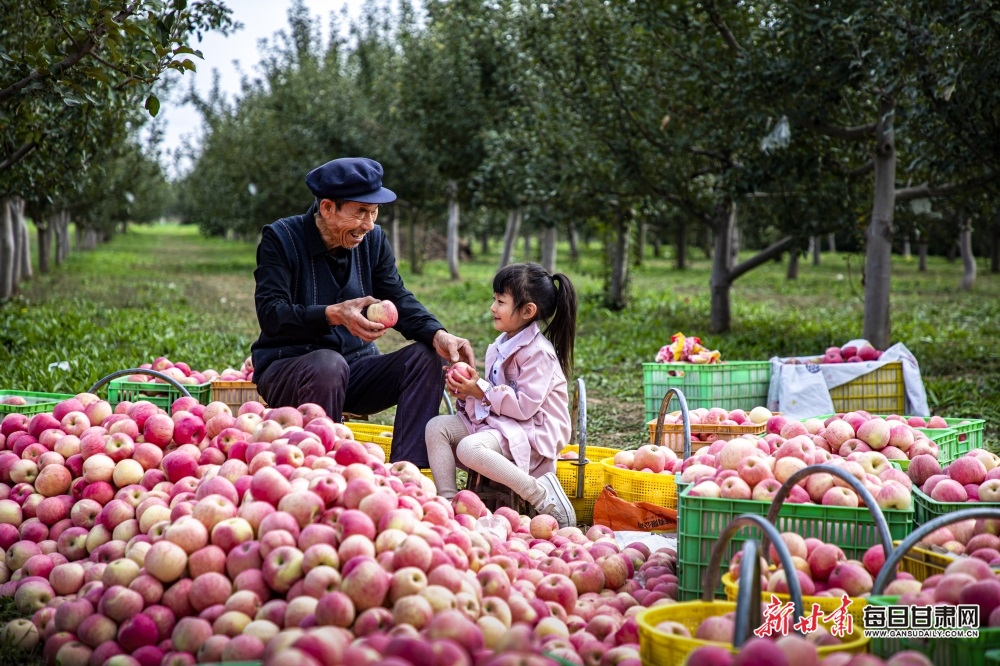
[255,343,445,468]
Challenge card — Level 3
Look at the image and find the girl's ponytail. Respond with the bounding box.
[546,273,577,377]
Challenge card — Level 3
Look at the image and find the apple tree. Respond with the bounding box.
[740,0,1000,347]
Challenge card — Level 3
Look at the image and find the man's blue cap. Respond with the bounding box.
[305,157,397,204]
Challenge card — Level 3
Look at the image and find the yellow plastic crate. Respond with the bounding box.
[601,457,678,509]
[210,380,266,412]
[421,468,433,481]
[721,572,868,630]
[829,361,904,414]
[638,600,869,666]
[556,445,620,525]
[345,422,394,460]
[897,540,952,581]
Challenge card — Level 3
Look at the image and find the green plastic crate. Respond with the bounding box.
[935,418,987,455]
[867,595,999,665]
[986,650,1000,665]
[0,390,75,415]
[107,377,212,410]
[676,485,914,601]
[911,486,999,527]
[642,361,771,422]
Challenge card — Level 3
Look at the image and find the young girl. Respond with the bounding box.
[425,262,578,527]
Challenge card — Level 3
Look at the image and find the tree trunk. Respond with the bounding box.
[959,225,976,290]
[946,240,957,263]
[37,219,51,274]
[523,231,531,261]
[11,198,30,284]
[828,233,836,254]
[991,225,999,274]
[387,206,400,268]
[480,230,489,256]
[709,201,736,333]
[499,209,521,269]
[918,242,928,272]
[634,222,645,267]
[59,212,70,263]
[652,233,661,258]
[701,227,713,259]
[568,222,579,261]
[728,219,740,270]
[0,199,14,299]
[676,224,687,270]
[902,236,911,260]
[446,180,460,281]
[605,208,632,310]
[862,99,896,350]
[541,225,557,274]
[787,245,800,279]
[811,236,821,266]
[409,208,423,275]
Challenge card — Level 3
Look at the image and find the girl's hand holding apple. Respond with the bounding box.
[445,362,480,400]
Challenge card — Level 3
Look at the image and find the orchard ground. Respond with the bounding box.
[0,223,998,660]
[1,223,997,450]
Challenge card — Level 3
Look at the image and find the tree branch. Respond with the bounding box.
[798,118,877,141]
[730,236,796,282]
[0,1,142,102]
[896,183,969,203]
[0,141,38,173]
[705,1,741,58]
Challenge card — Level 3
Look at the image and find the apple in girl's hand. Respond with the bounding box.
[365,300,398,327]
[448,363,475,382]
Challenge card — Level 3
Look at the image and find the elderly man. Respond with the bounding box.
[251,157,474,468]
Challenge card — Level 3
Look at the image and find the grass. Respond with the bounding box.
[0,223,997,661]
[1,223,998,449]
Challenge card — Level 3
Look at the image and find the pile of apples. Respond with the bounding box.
[726,532,901,599]
[673,417,915,512]
[795,412,941,464]
[910,449,1000,504]
[875,556,1000,627]
[652,406,774,448]
[914,515,1000,564]
[791,343,885,365]
[0,393,686,666]
[126,356,253,387]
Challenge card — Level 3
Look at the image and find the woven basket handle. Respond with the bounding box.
[872,506,1000,595]
[88,368,192,398]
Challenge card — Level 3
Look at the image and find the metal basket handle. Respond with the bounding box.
[567,377,589,500]
[654,387,691,459]
[761,463,894,569]
[872,507,1000,595]
[704,513,806,644]
[88,368,192,398]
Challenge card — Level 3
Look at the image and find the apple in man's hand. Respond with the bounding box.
[365,300,398,327]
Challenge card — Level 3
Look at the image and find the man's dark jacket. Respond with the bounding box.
[251,206,443,382]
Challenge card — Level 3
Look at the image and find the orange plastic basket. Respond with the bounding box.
[210,380,266,412]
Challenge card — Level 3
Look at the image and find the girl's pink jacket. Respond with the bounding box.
[458,322,571,478]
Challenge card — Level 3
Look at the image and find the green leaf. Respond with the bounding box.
[145,94,160,116]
